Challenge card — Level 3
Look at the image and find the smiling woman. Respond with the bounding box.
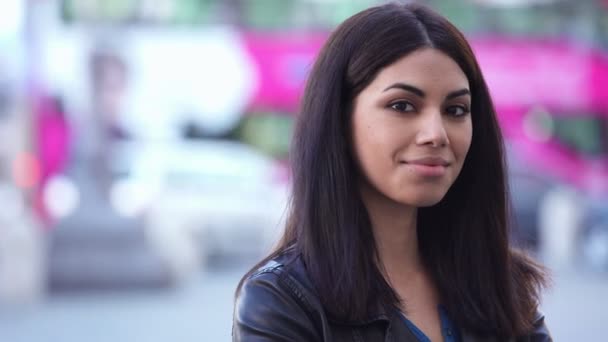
[233,3,551,342]
[351,48,473,208]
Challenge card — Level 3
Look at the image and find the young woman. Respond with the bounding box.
[233,3,551,341]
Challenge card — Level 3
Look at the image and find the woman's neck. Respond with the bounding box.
[361,183,441,325]
[360,184,424,281]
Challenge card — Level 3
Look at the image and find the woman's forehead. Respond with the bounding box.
[365,49,470,96]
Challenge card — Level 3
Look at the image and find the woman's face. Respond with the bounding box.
[351,48,473,208]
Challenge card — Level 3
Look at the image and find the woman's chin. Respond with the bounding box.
[394,191,448,208]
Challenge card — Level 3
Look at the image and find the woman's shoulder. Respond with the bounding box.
[233,249,324,341]
[519,311,552,342]
[246,255,288,281]
[244,247,317,290]
[242,247,306,286]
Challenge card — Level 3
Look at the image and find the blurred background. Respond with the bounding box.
[0,0,606,341]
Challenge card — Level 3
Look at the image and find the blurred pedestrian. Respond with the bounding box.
[233,3,551,341]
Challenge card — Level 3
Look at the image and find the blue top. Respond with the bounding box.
[399,305,461,342]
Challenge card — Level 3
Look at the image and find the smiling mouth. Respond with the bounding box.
[400,157,451,167]
[399,159,450,177]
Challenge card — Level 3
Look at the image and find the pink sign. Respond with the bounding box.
[471,38,608,113]
[242,32,326,112]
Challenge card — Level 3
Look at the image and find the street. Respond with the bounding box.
[0,262,605,341]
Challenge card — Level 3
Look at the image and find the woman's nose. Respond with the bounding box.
[415,111,449,148]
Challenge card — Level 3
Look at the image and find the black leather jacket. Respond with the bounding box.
[233,251,552,341]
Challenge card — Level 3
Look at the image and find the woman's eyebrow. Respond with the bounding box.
[446,89,471,100]
[382,82,470,100]
[383,82,425,97]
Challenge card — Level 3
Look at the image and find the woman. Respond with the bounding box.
[233,3,551,341]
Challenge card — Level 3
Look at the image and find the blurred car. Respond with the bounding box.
[111,139,289,271]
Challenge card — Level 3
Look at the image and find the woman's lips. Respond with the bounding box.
[401,157,450,177]
[405,157,450,166]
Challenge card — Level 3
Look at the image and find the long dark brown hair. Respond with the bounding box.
[237,2,547,338]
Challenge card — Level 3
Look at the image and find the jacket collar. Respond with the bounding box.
[277,249,394,326]
[275,249,498,342]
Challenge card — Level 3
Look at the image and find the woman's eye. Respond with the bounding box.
[389,101,414,112]
[446,105,470,117]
